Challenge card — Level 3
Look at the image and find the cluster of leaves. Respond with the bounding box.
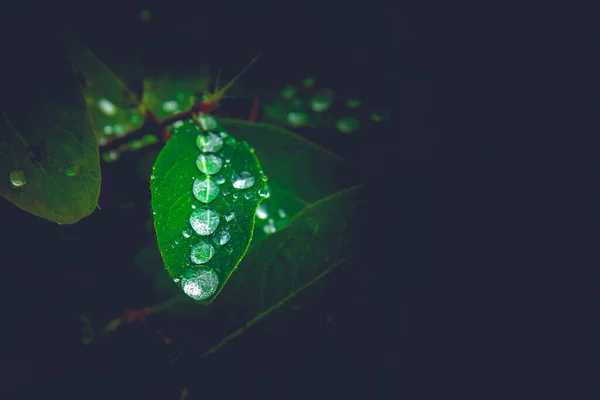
[0,34,363,356]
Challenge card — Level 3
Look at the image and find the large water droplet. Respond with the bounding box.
[224,212,235,222]
[196,132,223,153]
[310,89,334,113]
[232,171,255,189]
[196,154,222,175]
[9,169,27,188]
[256,204,268,219]
[335,117,360,134]
[189,208,219,235]
[182,229,192,238]
[65,165,80,177]
[213,230,231,246]
[181,270,219,300]
[190,240,215,264]
[193,177,219,203]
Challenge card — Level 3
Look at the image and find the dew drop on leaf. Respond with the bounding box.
[258,186,270,197]
[213,230,231,246]
[162,100,178,113]
[244,191,253,199]
[196,154,222,175]
[181,269,219,300]
[232,171,255,189]
[190,240,215,264]
[97,97,117,116]
[215,176,225,184]
[197,115,218,131]
[310,88,334,113]
[222,189,230,196]
[278,208,287,218]
[9,169,27,188]
[192,177,219,203]
[65,165,81,177]
[196,132,224,153]
[189,208,219,235]
[335,117,360,134]
[286,111,308,127]
[182,229,191,238]
[224,212,235,222]
[256,204,268,219]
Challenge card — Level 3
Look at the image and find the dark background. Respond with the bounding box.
[1,0,433,398]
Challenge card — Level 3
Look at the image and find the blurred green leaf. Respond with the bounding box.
[0,50,101,224]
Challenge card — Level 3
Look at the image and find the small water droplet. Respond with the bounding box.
[190,240,215,264]
[258,186,270,198]
[232,171,255,189]
[264,222,276,234]
[189,208,219,235]
[181,269,219,300]
[262,175,268,181]
[182,229,192,238]
[162,100,178,113]
[196,132,223,153]
[150,174,156,180]
[213,230,231,246]
[232,193,239,201]
[97,97,117,116]
[222,189,230,196]
[197,115,218,131]
[219,131,228,138]
[215,176,225,185]
[310,88,335,113]
[244,191,253,199]
[192,177,219,203]
[280,84,296,99]
[224,212,235,222]
[286,111,308,127]
[9,169,27,188]
[196,154,222,175]
[278,208,287,218]
[174,239,180,245]
[173,277,180,283]
[102,151,119,162]
[173,120,184,128]
[335,117,360,134]
[256,204,268,219]
[65,165,80,177]
[225,157,231,163]
[250,147,255,153]
[191,204,197,209]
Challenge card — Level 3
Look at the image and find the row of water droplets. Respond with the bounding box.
[178,117,262,301]
[9,165,81,189]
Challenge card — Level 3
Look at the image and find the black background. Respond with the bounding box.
[1,0,433,398]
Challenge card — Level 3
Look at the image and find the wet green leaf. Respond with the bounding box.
[0,50,101,224]
[151,117,268,302]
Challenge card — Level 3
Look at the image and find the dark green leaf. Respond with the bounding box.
[0,50,101,224]
[151,117,268,303]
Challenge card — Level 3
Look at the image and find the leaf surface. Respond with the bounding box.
[151,117,268,302]
[0,49,101,224]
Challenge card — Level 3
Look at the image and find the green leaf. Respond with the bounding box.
[151,116,268,303]
[0,50,101,224]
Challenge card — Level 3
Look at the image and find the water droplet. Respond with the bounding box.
[225,158,231,163]
[102,151,119,162]
[224,212,235,222]
[232,171,255,189]
[190,240,215,264]
[345,98,361,109]
[256,204,268,219]
[192,177,219,203]
[250,147,255,153]
[174,239,180,245]
[219,131,228,138]
[173,120,184,128]
[244,191,253,199]
[262,174,268,181]
[303,76,316,88]
[97,97,117,116]
[65,165,80,177]
[162,100,178,113]
[310,89,334,112]
[213,230,231,246]
[196,132,223,153]
[286,111,308,127]
[264,222,276,234]
[189,208,219,235]
[9,169,27,188]
[181,269,219,300]
[335,117,360,134]
[173,277,180,283]
[197,115,218,131]
[258,186,270,198]
[182,229,192,238]
[215,176,225,184]
[191,204,197,209]
[103,125,113,134]
[232,193,239,201]
[222,189,230,196]
[371,108,390,122]
[278,208,287,218]
[280,85,297,99]
[196,154,222,175]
